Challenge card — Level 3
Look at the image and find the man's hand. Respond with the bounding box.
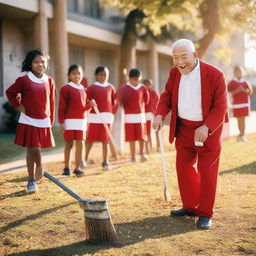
[153,115,163,131]
[194,124,209,143]
[17,104,25,113]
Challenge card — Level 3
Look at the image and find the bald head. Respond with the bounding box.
[171,39,195,55]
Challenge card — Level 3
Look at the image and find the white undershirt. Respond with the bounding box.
[178,60,203,121]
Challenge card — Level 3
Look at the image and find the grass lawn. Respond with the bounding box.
[0,127,64,164]
[0,133,255,256]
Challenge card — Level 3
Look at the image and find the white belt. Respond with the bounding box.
[124,113,146,123]
[19,113,51,128]
[232,103,250,109]
[64,118,87,130]
[87,112,114,124]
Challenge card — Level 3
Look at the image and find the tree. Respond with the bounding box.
[102,0,256,84]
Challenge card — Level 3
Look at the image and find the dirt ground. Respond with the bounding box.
[0,134,255,256]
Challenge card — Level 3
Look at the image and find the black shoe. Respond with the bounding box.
[102,161,111,170]
[170,208,197,217]
[73,169,85,176]
[62,168,70,176]
[196,217,212,229]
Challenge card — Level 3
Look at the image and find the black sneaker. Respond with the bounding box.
[102,161,111,170]
[73,169,85,176]
[62,168,71,176]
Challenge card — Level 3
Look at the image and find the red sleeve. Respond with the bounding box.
[144,86,150,105]
[227,81,235,92]
[111,86,118,114]
[58,86,68,124]
[84,88,92,111]
[49,77,56,124]
[6,77,23,108]
[245,81,253,94]
[155,70,173,118]
[203,73,228,134]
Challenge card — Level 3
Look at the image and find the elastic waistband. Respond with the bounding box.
[178,117,204,127]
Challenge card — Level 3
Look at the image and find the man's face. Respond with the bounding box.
[172,45,197,75]
[129,77,141,86]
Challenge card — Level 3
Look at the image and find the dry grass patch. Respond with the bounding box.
[0,134,256,256]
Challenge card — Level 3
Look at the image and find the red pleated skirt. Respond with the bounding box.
[86,123,110,142]
[64,130,85,141]
[14,123,55,148]
[233,107,249,117]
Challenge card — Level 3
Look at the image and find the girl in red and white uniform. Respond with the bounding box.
[6,49,55,193]
[58,64,95,176]
[228,65,253,142]
[143,79,160,153]
[85,66,117,170]
[117,68,149,162]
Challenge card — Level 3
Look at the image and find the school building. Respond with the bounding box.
[0,0,247,134]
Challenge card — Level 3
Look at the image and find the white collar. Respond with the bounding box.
[94,81,110,87]
[181,59,200,80]
[27,71,48,83]
[126,82,143,91]
[234,78,244,83]
[68,82,84,90]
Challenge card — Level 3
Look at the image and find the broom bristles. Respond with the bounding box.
[84,216,119,244]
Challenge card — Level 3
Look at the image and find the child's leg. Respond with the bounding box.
[145,133,152,154]
[75,140,83,170]
[237,116,245,136]
[139,140,148,162]
[102,142,109,163]
[64,140,74,169]
[130,141,136,161]
[27,146,35,181]
[139,140,145,155]
[109,139,117,159]
[85,141,93,162]
[33,147,43,180]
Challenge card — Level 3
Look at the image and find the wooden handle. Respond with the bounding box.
[159,129,171,202]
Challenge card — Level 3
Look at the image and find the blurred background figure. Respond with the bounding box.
[228,65,253,142]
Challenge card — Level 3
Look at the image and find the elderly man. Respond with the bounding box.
[153,39,228,229]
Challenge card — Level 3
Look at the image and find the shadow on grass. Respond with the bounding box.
[6,176,27,183]
[0,189,27,201]
[6,215,196,256]
[220,161,256,175]
[0,165,27,174]
[0,202,76,234]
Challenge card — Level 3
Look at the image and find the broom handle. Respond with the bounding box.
[44,171,85,202]
[159,129,171,201]
[93,105,121,156]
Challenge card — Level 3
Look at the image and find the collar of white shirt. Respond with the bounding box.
[126,82,143,91]
[27,71,48,83]
[68,82,84,90]
[94,81,110,87]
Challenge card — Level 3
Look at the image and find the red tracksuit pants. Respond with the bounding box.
[175,118,223,218]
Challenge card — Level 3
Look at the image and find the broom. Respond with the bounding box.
[159,129,171,202]
[93,105,122,156]
[44,171,119,244]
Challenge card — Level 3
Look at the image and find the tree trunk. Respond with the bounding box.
[198,0,219,58]
[118,9,145,86]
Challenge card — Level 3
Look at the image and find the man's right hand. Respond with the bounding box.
[153,115,163,131]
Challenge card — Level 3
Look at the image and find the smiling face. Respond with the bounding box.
[31,55,47,78]
[172,45,198,75]
[96,70,109,84]
[68,67,83,84]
